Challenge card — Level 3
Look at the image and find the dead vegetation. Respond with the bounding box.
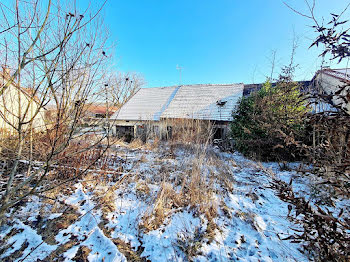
[0,228,23,257]
[271,175,350,261]
[113,239,147,262]
[139,145,219,239]
[1,138,335,261]
[72,246,92,262]
[169,118,215,145]
[1,114,345,262]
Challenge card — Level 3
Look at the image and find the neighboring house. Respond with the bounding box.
[81,104,118,126]
[0,67,46,136]
[311,68,350,114]
[111,83,244,140]
[242,68,350,114]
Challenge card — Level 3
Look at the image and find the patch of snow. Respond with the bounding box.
[141,211,201,261]
[48,213,63,220]
[6,143,345,261]
[0,220,56,262]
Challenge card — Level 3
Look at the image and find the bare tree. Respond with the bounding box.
[104,72,145,108]
[0,0,112,224]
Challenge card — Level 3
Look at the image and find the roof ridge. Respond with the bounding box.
[153,86,181,120]
[324,68,350,71]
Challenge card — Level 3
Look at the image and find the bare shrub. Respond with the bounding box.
[284,1,350,196]
[0,0,112,224]
[271,176,350,261]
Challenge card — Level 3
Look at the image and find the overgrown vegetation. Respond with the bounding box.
[0,0,349,261]
[231,76,309,161]
[230,2,350,260]
[272,175,350,261]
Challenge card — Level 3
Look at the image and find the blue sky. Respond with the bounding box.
[103,0,350,87]
[2,0,348,87]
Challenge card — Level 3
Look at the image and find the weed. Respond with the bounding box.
[176,227,205,261]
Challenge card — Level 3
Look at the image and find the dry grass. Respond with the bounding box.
[129,138,144,149]
[113,239,147,262]
[187,161,218,220]
[45,241,77,261]
[0,228,23,256]
[140,151,219,234]
[144,137,160,151]
[176,227,204,261]
[72,246,92,261]
[81,173,119,218]
[168,118,214,145]
[175,218,219,261]
[95,187,116,215]
[136,180,151,197]
[38,206,80,246]
[140,181,183,232]
[138,120,222,235]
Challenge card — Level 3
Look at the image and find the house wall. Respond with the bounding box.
[113,120,170,141]
[0,82,45,136]
[315,72,350,114]
[113,119,231,142]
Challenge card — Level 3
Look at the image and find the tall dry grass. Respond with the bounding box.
[166,118,214,145]
[140,120,219,234]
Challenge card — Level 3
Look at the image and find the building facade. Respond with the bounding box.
[312,68,350,114]
[0,68,46,136]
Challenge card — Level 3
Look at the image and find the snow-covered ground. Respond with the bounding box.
[1,142,349,261]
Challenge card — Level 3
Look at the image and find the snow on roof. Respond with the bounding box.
[113,86,178,121]
[112,83,243,121]
[161,84,243,121]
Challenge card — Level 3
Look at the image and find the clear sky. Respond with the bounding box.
[103,0,350,88]
[1,0,348,87]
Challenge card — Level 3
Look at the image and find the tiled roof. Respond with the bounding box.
[112,84,243,121]
[113,86,178,121]
[322,68,350,82]
[85,104,118,115]
[161,84,243,121]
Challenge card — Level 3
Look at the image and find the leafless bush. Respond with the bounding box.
[0,0,112,225]
[285,0,350,194]
[301,114,350,196]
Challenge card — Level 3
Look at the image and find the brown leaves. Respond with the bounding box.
[272,177,350,261]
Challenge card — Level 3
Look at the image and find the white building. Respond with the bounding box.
[0,68,46,136]
[312,68,350,114]
[111,83,244,141]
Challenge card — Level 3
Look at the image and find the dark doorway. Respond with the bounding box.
[213,127,224,140]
